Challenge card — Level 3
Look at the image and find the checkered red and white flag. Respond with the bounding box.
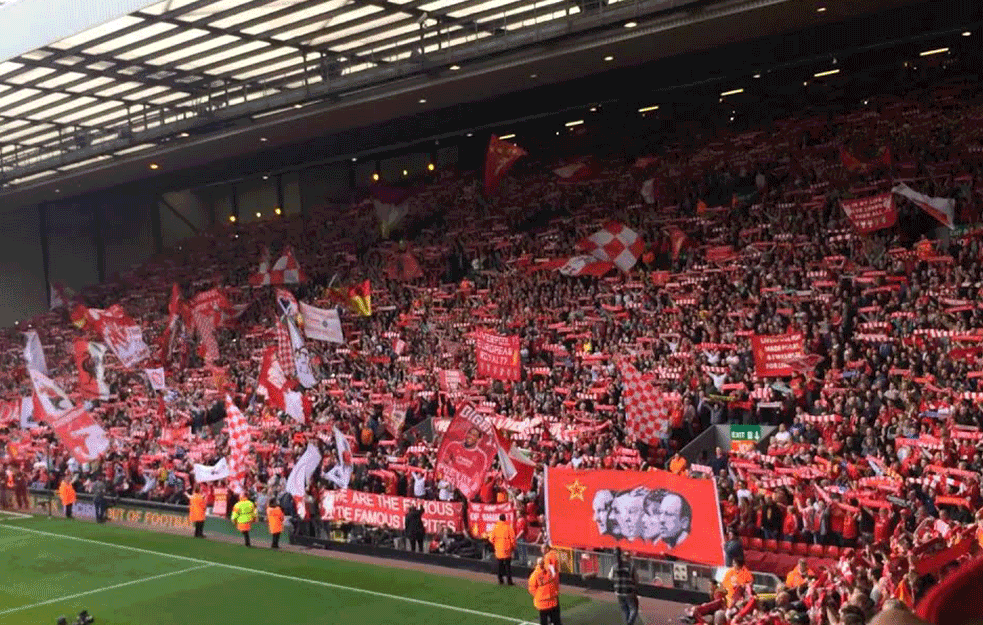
[578,221,645,272]
[249,246,305,286]
[276,320,296,380]
[616,359,676,444]
[224,395,252,495]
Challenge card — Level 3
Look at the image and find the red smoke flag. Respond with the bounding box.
[86,304,150,368]
[615,359,678,444]
[435,402,499,499]
[484,135,526,197]
[495,428,535,491]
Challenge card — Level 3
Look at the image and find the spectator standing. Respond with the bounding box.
[91,474,107,523]
[723,528,744,567]
[267,499,284,549]
[608,547,639,625]
[405,506,425,552]
[490,513,516,585]
[58,476,75,519]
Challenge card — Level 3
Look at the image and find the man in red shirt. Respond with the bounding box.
[442,426,492,494]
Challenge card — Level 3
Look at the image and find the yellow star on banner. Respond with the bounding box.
[566,479,586,501]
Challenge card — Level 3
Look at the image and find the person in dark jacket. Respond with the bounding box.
[404,506,426,552]
[723,527,745,567]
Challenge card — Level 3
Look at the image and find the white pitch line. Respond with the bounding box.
[0,564,211,617]
[0,510,32,519]
[0,523,527,623]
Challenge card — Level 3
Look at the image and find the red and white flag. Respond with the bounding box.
[276,289,317,388]
[326,426,353,489]
[283,390,311,423]
[145,367,166,392]
[840,193,897,234]
[223,395,252,495]
[495,429,535,491]
[29,369,110,463]
[372,186,413,238]
[286,443,322,499]
[299,302,344,344]
[484,135,526,196]
[474,331,521,381]
[892,183,955,229]
[641,178,658,205]
[383,398,408,436]
[393,338,407,356]
[578,222,645,273]
[74,340,109,400]
[553,159,597,183]
[438,369,466,393]
[257,347,293,409]
[49,282,73,311]
[615,359,678,444]
[249,246,305,286]
[23,330,48,375]
[86,304,150,368]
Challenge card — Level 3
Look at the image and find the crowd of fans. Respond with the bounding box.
[3,69,983,625]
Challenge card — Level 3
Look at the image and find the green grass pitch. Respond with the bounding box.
[0,511,612,625]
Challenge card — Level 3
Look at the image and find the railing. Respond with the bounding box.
[13,490,780,595]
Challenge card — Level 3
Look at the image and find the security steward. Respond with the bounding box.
[489,513,516,585]
[230,493,257,547]
[267,498,285,549]
[188,486,207,538]
[58,476,76,519]
[528,556,562,625]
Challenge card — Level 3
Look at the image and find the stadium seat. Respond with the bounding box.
[808,544,825,558]
[792,542,809,557]
[763,539,779,553]
[740,536,750,548]
[825,545,841,559]
[778,541,794,554]
[749,537,764,550]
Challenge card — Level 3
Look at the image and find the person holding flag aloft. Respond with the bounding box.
[231,493,257,547]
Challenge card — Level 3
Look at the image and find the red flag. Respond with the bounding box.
[474,330,521,381]
[751,333,805,377]
[484,135,526,197]
[615,360,679,444]
[224,395,252,495]
[386,251,424,281]
[840,193,897,234]
[30,369,109,463]
[73,340,109,400]
[553,158,598,183]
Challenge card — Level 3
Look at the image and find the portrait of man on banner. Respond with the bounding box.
[434,403,498,499]
[547,467,723,566]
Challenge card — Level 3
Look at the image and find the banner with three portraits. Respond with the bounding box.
[544,467,725,566]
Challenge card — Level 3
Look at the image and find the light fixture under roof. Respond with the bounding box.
[963,31,971,37]
[624,21,637,28]
[499,134,516,140]
[149,163,159,170]
[604,55,614,61]
[638,105,660,113]
[260,137,268,142]
[753,74,761,78]
[720,88,744,97]
[449,64,461,70]
[565,120,584,127]
[816,6,826,11]
[814,69,840,77]
[920,47,949,56]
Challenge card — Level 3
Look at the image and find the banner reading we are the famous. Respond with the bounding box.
[751,333,804,377]
[320,489,463,533]
[474,330,521,381]
[545,467,724,566]
[434,402,499,499]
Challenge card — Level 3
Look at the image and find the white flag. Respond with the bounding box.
[283,390,308,423]
[19,396,37,429]
[23,330,47,375]
[193,458,230,483]
[892,183,955,229]
[145,368,166,391]
[299,302,344,343]
[286,443,322,498]
[641,178,656,205]
[326,426,352,489]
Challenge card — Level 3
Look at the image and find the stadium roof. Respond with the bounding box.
[0,0,947,202]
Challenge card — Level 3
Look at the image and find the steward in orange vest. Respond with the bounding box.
[267,499,285,550]
[58,477,76,519]
[528,557,562,625]
[188,486,207,539]
[489,514,516,585]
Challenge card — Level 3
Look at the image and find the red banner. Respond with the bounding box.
[87,304,151,368]
[468,502,517,538]
[475,331,521,381]
[545,467,724,566]
[321,489,463,533]
[840,193,897,234]
[751,333,805,377]
[435,403,498,499]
